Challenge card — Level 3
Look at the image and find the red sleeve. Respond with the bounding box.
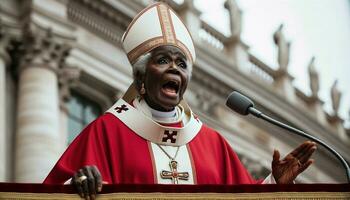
[189,125,261,184]
[219,135,262,184]
[43,115,113,184]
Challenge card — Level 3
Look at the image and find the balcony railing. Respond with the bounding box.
[0,183,349,200]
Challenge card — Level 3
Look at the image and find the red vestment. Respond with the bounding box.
[43,113,258,184]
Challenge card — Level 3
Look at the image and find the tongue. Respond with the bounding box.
[163,85,177,94]
[164,87,176,94]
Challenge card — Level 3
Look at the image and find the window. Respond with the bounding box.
[67,92,102,144]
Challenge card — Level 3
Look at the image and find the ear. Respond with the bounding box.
[133,70,145,91]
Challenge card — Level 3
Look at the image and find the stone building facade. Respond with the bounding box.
[0,0,349,183]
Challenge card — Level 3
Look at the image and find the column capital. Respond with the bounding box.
[58,65,81,112]
[18,28,71,73]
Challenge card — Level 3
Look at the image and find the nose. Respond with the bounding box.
[171,61,177,69]
[167,62,180,74]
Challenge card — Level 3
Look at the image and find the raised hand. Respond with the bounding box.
[272,141,317,184]
[71,165,103,200]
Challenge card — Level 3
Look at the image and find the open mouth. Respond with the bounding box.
[161,80,179,97]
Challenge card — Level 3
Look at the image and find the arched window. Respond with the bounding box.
[67,92,102,144]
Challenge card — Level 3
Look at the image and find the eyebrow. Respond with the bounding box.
[153,50,187,61]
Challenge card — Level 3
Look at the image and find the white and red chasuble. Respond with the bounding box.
[43,2,275,185]
[43,98,260,185]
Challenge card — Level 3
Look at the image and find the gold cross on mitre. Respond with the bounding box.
[160,160,189,184]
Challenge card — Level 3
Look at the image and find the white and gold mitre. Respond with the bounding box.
[121,2,196,65]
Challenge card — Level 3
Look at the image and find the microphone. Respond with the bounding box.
[226,91,350,183]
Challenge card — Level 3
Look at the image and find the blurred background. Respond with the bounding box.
[195,0,350,124]
[0,0,349,183]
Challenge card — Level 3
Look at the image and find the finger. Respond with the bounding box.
[84,167,96,200]
[290,141,312,158]
[79,169,89,200]
[272,149,280,165]
[298,159,314,174]
[91,166,103,192]
[298,145,317,163]
[296,142,316,159]
[72,172,84,198]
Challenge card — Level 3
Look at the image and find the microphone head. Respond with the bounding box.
[226,91,255,115]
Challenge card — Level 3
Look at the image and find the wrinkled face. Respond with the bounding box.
[143,46,190,111]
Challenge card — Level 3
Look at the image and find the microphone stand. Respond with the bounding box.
[248,107,350,183]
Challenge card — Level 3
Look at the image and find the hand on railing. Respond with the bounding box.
[71,165,103,200]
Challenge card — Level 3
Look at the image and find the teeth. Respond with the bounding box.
[169,80,178,85]
[163,80,179,93]
[164,88,176,94]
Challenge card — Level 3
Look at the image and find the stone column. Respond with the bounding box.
[14,29,70,182]
[58,65,81,150]
[0,22,11,182]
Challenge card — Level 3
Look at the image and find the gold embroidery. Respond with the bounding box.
[158,4,176,44]
[125,3,194,64]
[127,37,164,64]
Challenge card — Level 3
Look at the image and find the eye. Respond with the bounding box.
[177,61,187,69]
[157,57,169,65]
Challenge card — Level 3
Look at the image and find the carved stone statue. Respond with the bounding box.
[182,0,196,10]
[273,24,290,71]
[331,80,341,115]
[224,0,242,40]
[308,57,319,97]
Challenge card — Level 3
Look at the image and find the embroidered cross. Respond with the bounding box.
[160,160,189,184]
[194,115,200,123]
[114,104,128,113]
[162,130,177,143]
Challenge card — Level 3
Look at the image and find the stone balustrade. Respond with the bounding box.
[199,22,226,51]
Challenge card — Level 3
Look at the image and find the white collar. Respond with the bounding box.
[106,98,202,146]
[133,97,184,124]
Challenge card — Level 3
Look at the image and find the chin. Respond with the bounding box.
[160,101,179,110]
[158,97,180,110]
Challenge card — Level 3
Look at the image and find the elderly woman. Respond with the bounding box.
[44,2,317,200]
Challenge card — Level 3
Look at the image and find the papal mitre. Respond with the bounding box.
[121,2,196,65]
[121,2,196,103]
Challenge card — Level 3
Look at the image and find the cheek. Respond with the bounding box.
[145,75,161,96]
[180,76,189,93]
